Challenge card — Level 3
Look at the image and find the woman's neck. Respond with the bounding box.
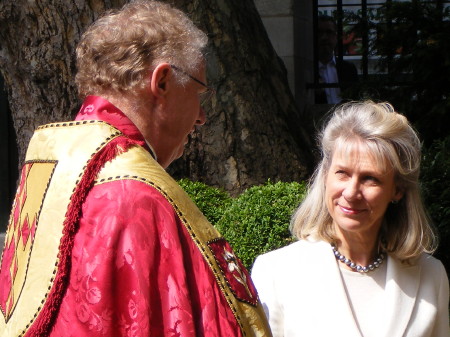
[334,229,381,270]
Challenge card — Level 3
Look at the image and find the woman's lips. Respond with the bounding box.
[339,205,364,215]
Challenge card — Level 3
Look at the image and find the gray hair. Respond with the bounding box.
[75,0,208,98]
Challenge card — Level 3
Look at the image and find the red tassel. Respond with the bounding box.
[24,135,138,337]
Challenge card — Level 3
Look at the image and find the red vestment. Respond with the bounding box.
[0,96,272,337]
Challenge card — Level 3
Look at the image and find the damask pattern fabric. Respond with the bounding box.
[50,179,241,336]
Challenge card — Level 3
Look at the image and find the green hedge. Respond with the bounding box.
[179,179,306,269]
[178,178,232,225]
[216,181,306,269]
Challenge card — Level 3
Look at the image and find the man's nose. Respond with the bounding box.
[196,106,206,125]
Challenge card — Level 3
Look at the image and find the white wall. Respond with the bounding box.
[255,0,296,92]
[254,0,314,109]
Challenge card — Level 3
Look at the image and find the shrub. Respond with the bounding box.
[215,180,307,269]
[177,178,232,226]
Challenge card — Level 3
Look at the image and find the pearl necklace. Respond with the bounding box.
[331,244,385,273]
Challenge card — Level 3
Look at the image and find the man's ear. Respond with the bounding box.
[150,63,172,98]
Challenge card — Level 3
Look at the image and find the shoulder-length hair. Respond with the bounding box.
[291,100,438,262]
[75,0,208,98]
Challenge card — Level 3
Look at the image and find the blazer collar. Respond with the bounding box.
[308,240,363,336]
[382,255,421,336]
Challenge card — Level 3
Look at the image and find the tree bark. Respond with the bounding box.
[0,0,313,194]
[0,0,126,163]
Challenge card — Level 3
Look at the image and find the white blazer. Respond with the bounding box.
[251,240,449,337]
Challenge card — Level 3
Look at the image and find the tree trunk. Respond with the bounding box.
[0,0,127,164]
[0,0,313,194]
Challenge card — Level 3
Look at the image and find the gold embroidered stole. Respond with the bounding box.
[0,121,125,336]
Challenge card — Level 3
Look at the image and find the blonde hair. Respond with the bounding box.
[291,100,438,262]
[75,0,208,98]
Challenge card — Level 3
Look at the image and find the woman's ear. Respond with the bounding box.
[393,186,405,203]
[150,63,172,98]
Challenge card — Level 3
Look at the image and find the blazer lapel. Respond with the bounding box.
[312,241,363,336]
[382,255,421,336]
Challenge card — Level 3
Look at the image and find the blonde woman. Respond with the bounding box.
[252,101,449,337]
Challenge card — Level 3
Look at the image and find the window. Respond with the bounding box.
[310,0,450,104]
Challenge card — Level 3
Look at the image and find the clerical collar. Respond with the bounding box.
[75,95,157,160]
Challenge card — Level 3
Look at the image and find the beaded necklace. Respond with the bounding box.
[331,244,385,273]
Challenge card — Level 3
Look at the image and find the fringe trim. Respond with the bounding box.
[24,135,138,337]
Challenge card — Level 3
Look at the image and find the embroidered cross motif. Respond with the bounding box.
[222,248,253,299]
[207,238,258,306]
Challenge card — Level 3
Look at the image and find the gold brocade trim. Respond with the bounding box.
[0,161,57,323]
[36,120,106,130]
[0,121,125,337]
[18,132,123,337]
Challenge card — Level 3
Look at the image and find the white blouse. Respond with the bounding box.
[339,262,387,337]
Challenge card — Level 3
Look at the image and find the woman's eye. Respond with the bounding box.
[364,176,380,184]
[335,170,348,178]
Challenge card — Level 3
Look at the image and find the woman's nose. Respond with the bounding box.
[342,179,361,200]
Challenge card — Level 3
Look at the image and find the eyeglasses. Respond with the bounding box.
[170,64,215,106]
